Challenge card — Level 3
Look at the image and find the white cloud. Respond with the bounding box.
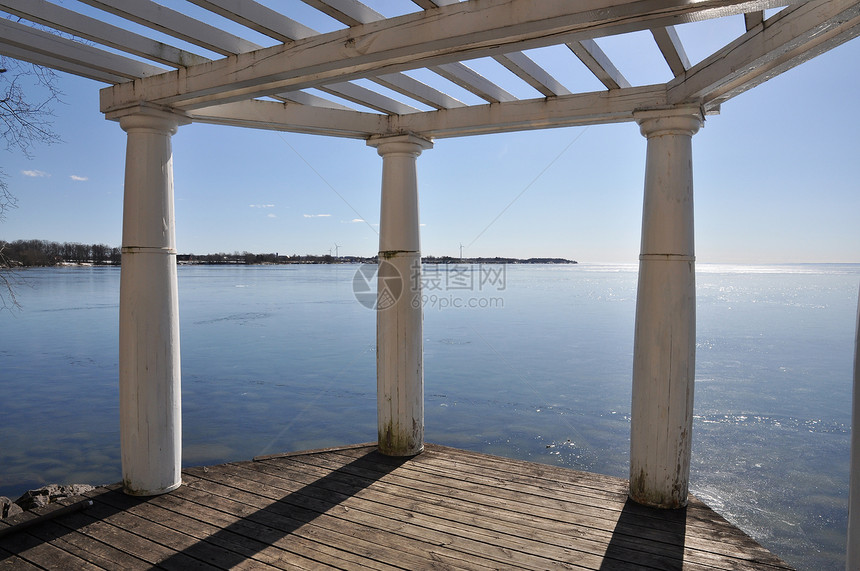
[267,213,277,218]
[303,213,331,218]
[249,204,275,208]
[22,169,49,178]
[70,175,88,181]
[351,218,364,223]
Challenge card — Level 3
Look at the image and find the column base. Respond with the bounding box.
[122,480,182,497]
[377,443,425,458]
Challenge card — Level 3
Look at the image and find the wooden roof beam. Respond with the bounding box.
[0,18,166,81]
[744,11,765,31]
[77,0,261,56]
[416,0,569,99]
[0,0,354,112]
[303,0,515,108]
[428,63,517,104]
[0,0,209,68]
[669,0,860,108]
[187,0,438,113]
[270,91,345,110]
[493,52,572,97]
[300,0,383,29]
[100,0,810,113]
[277,91,354,111]
[188,99,386,139]
[190,84,669,139]
[317,82,422,114]
[567,39,631,90]
[363,69,471,111]
[422,0,568,100]
[398,85,669,138]
[651,26,691,77]
[371,73,466,109]
[0,42,127,84]
[0,0,328,112]
[411,0,441,10]
[187,0,317,43]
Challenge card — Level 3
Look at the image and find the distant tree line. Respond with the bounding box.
[1,239,120,267]
[180,254,576,265]
[177,253,377,264]
[1,240,577,268]
[423,255,576,264]
[0,243,374,267]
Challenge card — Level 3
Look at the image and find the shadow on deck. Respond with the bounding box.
[0,443,793,570]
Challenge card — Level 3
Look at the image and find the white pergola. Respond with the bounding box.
[2,0,859,564]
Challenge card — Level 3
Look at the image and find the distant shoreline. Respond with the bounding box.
[1,240,576,267]
[176,254,577,265]
[8,256,578,267]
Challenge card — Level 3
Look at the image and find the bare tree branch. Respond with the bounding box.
[0,55,63,311]
[0,56,62,157]
[0,167,17,219]
[0,241,21,311]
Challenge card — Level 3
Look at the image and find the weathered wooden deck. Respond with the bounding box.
[0,443,792,570]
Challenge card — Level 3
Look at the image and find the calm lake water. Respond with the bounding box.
[1,263,857,570]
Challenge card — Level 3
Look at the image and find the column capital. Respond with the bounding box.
[367,133,433,157]
[634,106,703,139]
[108,104,191,135]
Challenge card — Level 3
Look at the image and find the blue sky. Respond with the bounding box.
[2,11,859,263]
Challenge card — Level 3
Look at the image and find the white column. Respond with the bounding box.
[629,107,703,509]
[368,133,433,456]
[116,107,188,495]
[848,284,860,570]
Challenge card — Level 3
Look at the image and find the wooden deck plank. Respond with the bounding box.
[0,443,793,570]
[0,545,51,570]
[261,448,785,571]
[282,452,752,564]
[410,445,788,561]
[174,470,497,570]
[20,520,150,571]
[6,518,148,571]
[0,552,42,571]
[156,497,390,569]
[200,459,616,570]
[71,499,238,570]
[243,454,708,571]
[258,455,709,568]
[87,486,323,571]
[336,444,728,531]
[0,528,105,570]
[183,466,531,570]
[148,487,398,571]
[237,457,780,568]
[331,445,786,560]
[44,496,224,570]
[169,478,407,570]
[419,447,789,568]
